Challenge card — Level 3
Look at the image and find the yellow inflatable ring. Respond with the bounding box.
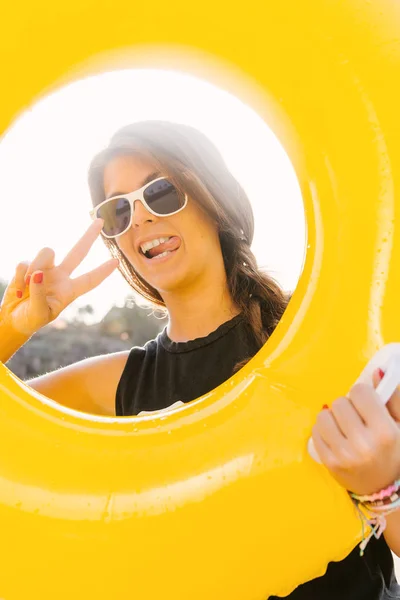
[1,1,400,598]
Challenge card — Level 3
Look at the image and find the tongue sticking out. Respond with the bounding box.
[147,236,181,258]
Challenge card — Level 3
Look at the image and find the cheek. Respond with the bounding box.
[181,207,219,254]
[116,231,134,252]
[186,230,220,267]
[115,237,140,269]
[196,218,220,250]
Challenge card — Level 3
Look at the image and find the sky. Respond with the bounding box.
[0,69,306,322]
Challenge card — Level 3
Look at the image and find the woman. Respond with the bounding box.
[0,121,399,598]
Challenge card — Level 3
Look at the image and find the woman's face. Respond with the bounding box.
[103,154,223,295]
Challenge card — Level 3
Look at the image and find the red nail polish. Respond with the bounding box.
[378,368,385,380]
[322,404,329,410]
[16,290,22,299]
[33,272,43,284]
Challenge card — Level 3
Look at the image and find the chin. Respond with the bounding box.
[145,267,194,295]
[147,275,187,295]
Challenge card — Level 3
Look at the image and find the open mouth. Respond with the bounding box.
[139,236,181,260]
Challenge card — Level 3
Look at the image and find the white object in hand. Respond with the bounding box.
[308,344,400,463]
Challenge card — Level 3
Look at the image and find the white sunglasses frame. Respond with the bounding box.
[89,177,188,239]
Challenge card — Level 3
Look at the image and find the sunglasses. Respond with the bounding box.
[89,177,188,239]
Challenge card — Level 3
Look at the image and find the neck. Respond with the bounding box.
[163,274,240,343]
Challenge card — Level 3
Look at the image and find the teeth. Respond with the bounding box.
[140,236,170,254]
[152,251,171,259]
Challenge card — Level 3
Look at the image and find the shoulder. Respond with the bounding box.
[125,336,159,363]
[117,335,161,387]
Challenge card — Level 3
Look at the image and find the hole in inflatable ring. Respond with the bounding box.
[0,68,305,417]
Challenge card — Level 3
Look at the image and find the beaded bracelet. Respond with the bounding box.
[350,479,400,504]
[349,479,400,556]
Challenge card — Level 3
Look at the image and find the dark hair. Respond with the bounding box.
[88,120,291,368]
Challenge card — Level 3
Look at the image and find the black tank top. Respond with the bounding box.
[115,314,399,599]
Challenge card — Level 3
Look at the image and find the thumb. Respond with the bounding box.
[372,367,384,389]
[29,271,50,326]
[372,366,400,422]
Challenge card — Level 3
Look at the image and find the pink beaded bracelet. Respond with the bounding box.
[350,479,400,504]
[349,479,400,556]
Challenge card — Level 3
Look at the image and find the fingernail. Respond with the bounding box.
[378,368,385,380]
[322,404,329,410]
[16,290,22,299]
[26,275,31,286]
[33,272,43,284]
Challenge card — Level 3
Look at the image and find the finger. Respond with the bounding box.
[311,428,337,468]
[24,247,56,284]
[349,382,394,430]
[60,219,104,276]
[372,368,383,389]
[314,408,351,455]
[330,395,367,442]
[71,258,119,299]
[1,262,30,304]
[12,261,30,297]
[14,262,30,291]
[387,392,400,423]
[372,367,400,422]
[28,270,51,325]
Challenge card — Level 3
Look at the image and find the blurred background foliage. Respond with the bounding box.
[0,279,166,380]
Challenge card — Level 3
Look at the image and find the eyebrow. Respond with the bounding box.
[105,171,161,200]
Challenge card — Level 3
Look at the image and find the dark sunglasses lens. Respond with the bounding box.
[96,197,131,237]
[143,179,185,215]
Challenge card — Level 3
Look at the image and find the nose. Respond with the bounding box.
[132,199,155,227]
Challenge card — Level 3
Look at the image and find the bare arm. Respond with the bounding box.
[384,512,400,557]
[25,351,129,416]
